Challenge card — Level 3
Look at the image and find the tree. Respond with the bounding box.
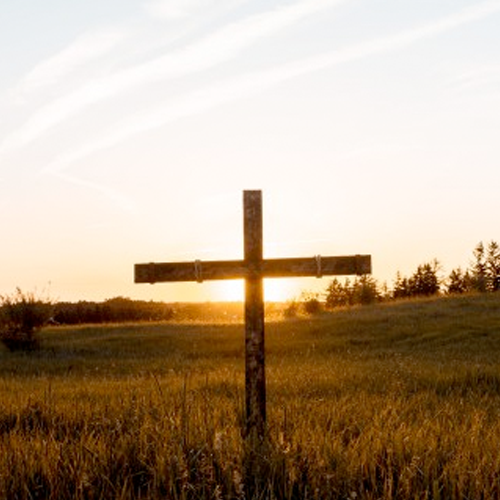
[446,267,475,294]
[392,260,441,299]
[408,260,440,297]
[447,268,465,294]
[324,278,350,309]
[471,242,487,292]
[486,240,500,292]
[351,275,380,305]
[325,276,380,308]
[393,272,411,299]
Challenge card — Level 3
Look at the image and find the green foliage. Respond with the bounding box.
[283,293,323,317]
[53,297,175,324]
[299,291,323,315]
[444,241,500,295]
[283,299,299,318]
[324,277,350,308]
[486,240,500,292]
[338,241,500,304]
[471,241,487,292]
[325,275,380,309]
[409,260,441,296]
[352,275,381,305]
[446,267,473,294]
[0,288,53,351]
[392,271,411,299]
[392,260,441,299]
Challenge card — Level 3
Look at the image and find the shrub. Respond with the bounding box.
[300,292,323,315]
[283,299,300,318]
[0,289,53,351]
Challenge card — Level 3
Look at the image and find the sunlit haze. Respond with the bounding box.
[1,0,499,303]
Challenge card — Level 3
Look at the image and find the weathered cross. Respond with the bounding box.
[135,190,371,440]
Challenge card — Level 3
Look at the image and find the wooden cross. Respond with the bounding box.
[135,190,371,440]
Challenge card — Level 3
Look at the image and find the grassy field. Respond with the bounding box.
[2,293,500,499]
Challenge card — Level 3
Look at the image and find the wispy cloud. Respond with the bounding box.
[449,64,500,91]
[14,29,127,97]
[40,0,500,176]
[145,0,207,19]
[0,0,346,156]
[50,171,138,213]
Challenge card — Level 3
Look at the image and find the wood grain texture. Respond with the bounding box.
[134,255,371,283]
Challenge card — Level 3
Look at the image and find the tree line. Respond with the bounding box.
[2,240,499,336]
[321,240,500,310]
[53,297,175,324]
[50,299,246,325]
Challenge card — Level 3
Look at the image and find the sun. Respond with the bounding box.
[212,279,295,302]
[264,279,295,302]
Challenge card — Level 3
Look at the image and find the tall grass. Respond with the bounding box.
[1,293,500,498]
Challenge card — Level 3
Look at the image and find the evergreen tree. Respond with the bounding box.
[324,278,350,309]
[446,267,472,294]
[393,272,411,299]
[408,260,440,297]
[471,242,487,292]
[351,275,380,305]
[486,240,500,292]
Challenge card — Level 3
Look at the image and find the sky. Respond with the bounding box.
[0,0,499,303]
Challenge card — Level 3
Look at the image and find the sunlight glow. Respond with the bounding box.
[1,0,500,302]
[213,279,295,302]
[265,280,295,302]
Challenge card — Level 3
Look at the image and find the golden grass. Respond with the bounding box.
[1,293,500,499]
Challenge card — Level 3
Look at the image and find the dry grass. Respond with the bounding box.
[1,293,500,499]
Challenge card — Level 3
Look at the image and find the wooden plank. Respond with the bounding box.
[134,260,247,283]
[135,255,371,283]
[262,254,371,277]
[243,190,266,441]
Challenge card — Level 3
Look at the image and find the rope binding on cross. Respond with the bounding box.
[315,255,322,278]
[194,260,203,283]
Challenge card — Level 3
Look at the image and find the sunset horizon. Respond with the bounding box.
[1,0,499,303]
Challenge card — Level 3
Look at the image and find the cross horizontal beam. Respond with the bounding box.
[135,254,371,284]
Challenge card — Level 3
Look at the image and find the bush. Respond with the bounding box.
[300,292,323,315]
[283,299,300,319]
[0,289,53,351]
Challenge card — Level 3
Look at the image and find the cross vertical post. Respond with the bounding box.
[243,191,266,440]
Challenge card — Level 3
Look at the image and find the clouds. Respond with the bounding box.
[1,0,500,209]
[144,0,209,20]
[450,64,500,92]
[1,0,347,156]
[32,0,500,179]
[15,29,127,97]
[50,170,138,213]
[1,0,500,302]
